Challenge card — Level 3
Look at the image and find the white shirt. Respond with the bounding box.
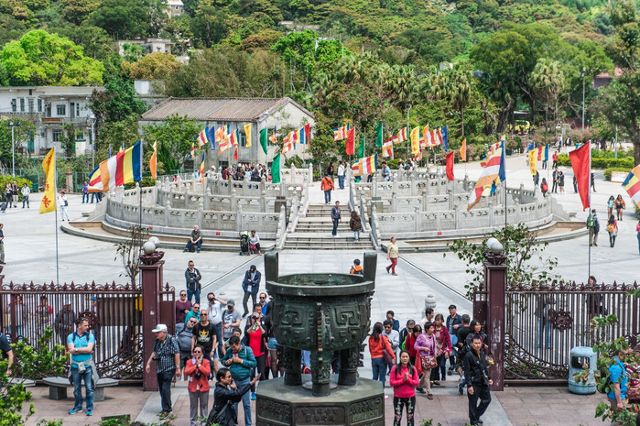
[337,164,345,176]
[21,186,30,196]
[207,300,225,325]
[382,329,400,350]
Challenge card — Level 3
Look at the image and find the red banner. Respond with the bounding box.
[446,151,455,181]
[569,142,591,210]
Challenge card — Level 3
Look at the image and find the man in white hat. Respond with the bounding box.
[145,324,180,418]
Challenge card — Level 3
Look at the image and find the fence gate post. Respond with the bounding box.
[484,244,507,391]
[140,255,165,391]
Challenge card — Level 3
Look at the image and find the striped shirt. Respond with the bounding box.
[153,335,179,373]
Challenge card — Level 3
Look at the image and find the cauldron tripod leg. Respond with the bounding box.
[283,347,302,386]
[338,347,359,386]
[311,350,331,396]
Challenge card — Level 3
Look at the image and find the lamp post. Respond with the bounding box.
[581,67,586,129]
[9,121,19,177]
[88,114,96,169]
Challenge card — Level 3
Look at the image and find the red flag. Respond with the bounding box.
[569,142,591,211]
[345,127,355,156]
[304,123,311,146]
[445,151,455,181]
[233,145,238,161]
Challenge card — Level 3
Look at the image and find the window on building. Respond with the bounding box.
[19,98,25,112]
[28,98,34,113]
[11,99,16,112]
[240,131,247,147]
[37,99,42,113]
[76,103,80,117]
[52,129,63,142]
[75,130,85,141]
[56,104,66,116]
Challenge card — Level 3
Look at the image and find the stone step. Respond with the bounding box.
[286,235,371,243]
[283,242,374,250]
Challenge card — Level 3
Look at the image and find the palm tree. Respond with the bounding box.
[432,65,472,137]
[529,58,565,142]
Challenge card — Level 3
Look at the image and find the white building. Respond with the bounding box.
[139,97,315,165]
[117,39,173,56]
[166,0,184,17]
[0,86,103,155]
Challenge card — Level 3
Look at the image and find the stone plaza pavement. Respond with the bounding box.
[8,153,638,425]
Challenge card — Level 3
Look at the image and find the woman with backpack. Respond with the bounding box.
[389,350,419,426]
[607,214,619,248]
[368,321,395,390]
[350,211,363,241]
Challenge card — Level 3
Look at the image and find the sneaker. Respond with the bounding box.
[392,272,398,276]
[385,266,390,274]
[417,387,426,394]
[458,384,464,395]
[68,408,80,415]
[86,410,93,417]
[426,393,433,400]
[251,392,256,401]
[384,395,389,400]
[433,381,440,386]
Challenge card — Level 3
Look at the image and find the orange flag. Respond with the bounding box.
[460,138,467,162]
[149,142,157,179]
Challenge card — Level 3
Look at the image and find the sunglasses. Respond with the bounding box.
[259,297,266,299]
[193,350,202,353]
[201,313,208,316]
[193,306,200,309]
[180,293,187,296]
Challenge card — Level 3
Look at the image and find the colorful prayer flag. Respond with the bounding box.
[468,142,506,210]
[39,148,56,214]
[259,128,268,155]
[623,164,640,207]
[375,122,384,148]
[445,151,454,181]
[191,142,195,159]
[271,153,281,183]
[442,126,449,151]
[528,148,537,176]
[396,127,408,143]
[382,139,394,158]
[199,152,205,182]
[460,138,467,162]
[197,128,209,147]
[410,127,420,156]
[345,127,355,156]
[98,141,143,192]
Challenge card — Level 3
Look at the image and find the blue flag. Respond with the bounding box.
[499,141,507,182]
[441,126,449,151]
[207,126,216,150]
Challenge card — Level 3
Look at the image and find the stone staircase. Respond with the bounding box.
[283,204,374,250]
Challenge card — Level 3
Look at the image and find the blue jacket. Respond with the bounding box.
[242,270,261,294]
[221,344,256,381]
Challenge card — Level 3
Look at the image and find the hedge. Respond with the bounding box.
[0,176,33,192]
[604,167,631,181]
[557,153,635,169]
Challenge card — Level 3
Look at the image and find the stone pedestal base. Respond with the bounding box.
[256,376,384,426]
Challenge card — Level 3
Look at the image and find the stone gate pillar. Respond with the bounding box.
[483,238,507,391]
[140,253,165,391]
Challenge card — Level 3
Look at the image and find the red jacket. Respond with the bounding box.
[184,357,211,393]
[368,335,395,361]
[389,364,419,398]
[435,326,452,355]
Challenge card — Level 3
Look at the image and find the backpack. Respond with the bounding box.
[177,327,193,352]
[586,215,594,229]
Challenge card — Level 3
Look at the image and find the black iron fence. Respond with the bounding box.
[473,281,640,384]
[0,281,145,381]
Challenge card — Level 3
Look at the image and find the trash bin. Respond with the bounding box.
[568,346,597,394]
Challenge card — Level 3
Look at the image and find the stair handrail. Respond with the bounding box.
[369,204,381,250]
[275,209,287,250]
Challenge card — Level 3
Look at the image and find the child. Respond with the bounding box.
[350,259,364,275]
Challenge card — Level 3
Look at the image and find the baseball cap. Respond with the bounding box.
[152,324,168,333]
[227,299,235,306]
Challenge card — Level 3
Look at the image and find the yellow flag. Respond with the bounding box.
[244,123,252,148]
[410,126,420,155]
[528,148,537,176]
[39,148,56,214]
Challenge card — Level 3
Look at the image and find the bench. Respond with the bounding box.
[8,378,35,387]
[43,376,119,401]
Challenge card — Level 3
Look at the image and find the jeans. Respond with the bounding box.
[324,190,331,204]
[637,233,640,254]
[70,364,94,412]
[186,239,202,252]
[332,218,339,236]
[609,233,617,248]
[187,288,201,305]
[338,175,345,189]
[468,384,492,424]
[22,195,29,208]
[393,396,415,426]
[234,377,252,426]
[242,291,257,316]
[371,357,386,388]
[213,322,224,355]
[82,193,89,203]
[353,230,360,241]
[157,369,175,413]
[189,390,209,426]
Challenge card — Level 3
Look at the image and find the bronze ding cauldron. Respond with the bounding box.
[265,252,376,396]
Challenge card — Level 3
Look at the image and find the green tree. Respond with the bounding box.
[0,30,104,86]
[90,72,147,124]
[142,116,200,173]
[431,64,473,137]
[60,0,101,24]
[122,52,181,80]
[90,0,155,39]
[0,118,36,171]
[529,58,565,141]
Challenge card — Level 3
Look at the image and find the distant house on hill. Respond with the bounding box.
[0,86,103,155]
[139,97,315,165]
[117,39,173,56]
[166,0,184,17]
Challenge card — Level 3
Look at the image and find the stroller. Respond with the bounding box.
[239,231,250,255]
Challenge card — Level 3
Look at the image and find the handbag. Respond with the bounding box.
[421,355,438,370]
[207,401,237,426]
[381,337,394,366]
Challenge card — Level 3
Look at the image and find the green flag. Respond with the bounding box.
[259,128,268,155]
[358,134,366,158]
[375,122,384,148]
[271,152,281,183]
